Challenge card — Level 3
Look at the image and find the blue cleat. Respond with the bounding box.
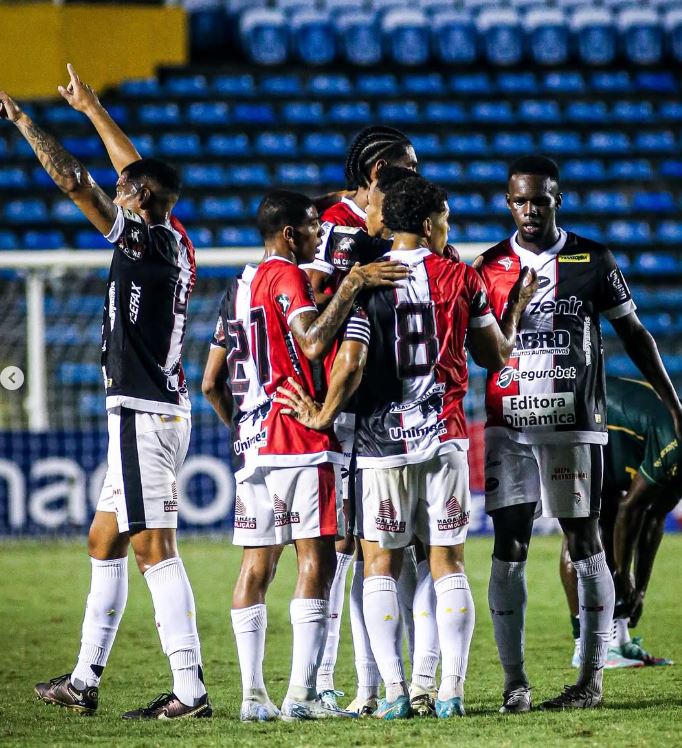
[435,696,465,718]
[374,695,413,720]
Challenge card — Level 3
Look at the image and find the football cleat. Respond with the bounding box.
[240,697,280,722]
[281,696,358,721]
[538,684,602,710]
[410,692,436,717]
[604,647,645,669]
[499,685,532,714]
[318,689,344,710]
[35,674,98,715]
[122,692,212,720]
[374,694,413,720]
[346,695,378,716]
[435,696,465,718]
[620,637,673,666]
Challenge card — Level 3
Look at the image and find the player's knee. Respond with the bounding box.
[493,537,529,563]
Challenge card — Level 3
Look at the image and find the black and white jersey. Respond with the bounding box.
[102,207,196,416]
[479,230,636,444]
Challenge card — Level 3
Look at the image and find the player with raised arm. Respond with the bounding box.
[0,89,210,719]
[276,176,537,720]
[477,155,682,712]
[560,377,678,668]
[201,190,407,721]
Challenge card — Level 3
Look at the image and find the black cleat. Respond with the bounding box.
[35,674,98,715]
[538,684,602,710]
[122,691,212,720]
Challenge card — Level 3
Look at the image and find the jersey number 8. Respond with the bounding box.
[395,302,439,379]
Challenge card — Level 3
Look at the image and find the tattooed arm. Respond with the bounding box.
[0,90,117,235]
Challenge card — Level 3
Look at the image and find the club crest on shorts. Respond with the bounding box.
[273,494,300,527]
[234,496,257,529]
[375,498,406,534]
[437,495,470,531]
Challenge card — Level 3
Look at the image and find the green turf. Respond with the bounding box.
[1,534,680,747]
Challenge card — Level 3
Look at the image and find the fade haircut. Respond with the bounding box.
[508,155,560,181]
[344,126,413,190]
[256,189,315,240]
[382,176,448,235]
[122,158,182,196]
[374,165,421,194]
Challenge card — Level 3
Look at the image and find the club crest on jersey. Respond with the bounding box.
[333,236,354,270]
[276,294,291,316]
[233,429,268,455]
[390,384,445,415]
[238,400,272,426]
[375,499,406,534]
[234,496,257,529]
[273,495,300,526]
[437,495,470,531]
[498,257,513,271]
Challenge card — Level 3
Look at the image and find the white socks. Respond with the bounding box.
[231,604,267,700]
[363,575,406,699]
[488,556,528,690]
[317,552,353,692]
[574,551,615,692]
[350,560,381,699]
[144,557,206,707]
[435,573,475,701]
[396,547,417,665]
[611,617,630,647]
[411,560,439,691]
[288,598,329,701]
[71,556,128,690]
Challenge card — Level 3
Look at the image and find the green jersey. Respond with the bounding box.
[605,377,681,491]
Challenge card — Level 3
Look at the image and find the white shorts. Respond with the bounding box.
[358,451,471,549]
[334,419,355,536]
[96,407,190,533]
[484,435,603,519]
[232,463,339,546]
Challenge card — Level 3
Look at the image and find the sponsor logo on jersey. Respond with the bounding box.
[390,384,445,415]
[375,498,406,534]
[437,494,470,531]
[497,365,577,389]
[528,296,583,316]
[234,496,257,529]
[285,331,303,375]
[129,282,142,324]
[550,466,587,481]
[558,253,590,263]
[273,494,300,526]
[108,281,116,332]
[606,267,629,303]
[164,499,178,513]
[238,400,272,426]
[233,429,268,455]
[511,330,570,357]
[583,316,592,366]
[498,257,513,271]
[502,393,576,428]
[388,420,448,441]
[276,294,291,316]
[332,236,355,270]
[536,275,552,288]
[213,316,225,345]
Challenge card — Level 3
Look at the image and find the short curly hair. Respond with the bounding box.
[382,177,448,235]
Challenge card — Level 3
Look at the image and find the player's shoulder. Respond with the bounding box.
[560,232,612,261]
[478,238,514,266]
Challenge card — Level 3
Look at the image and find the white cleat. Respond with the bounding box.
[281,696,358,721]
[346,695,378,716]
[240,698,280,722]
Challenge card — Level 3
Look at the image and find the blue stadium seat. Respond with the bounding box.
[431,11,477,64]
[563,159,607,181]
[635,70,677,93]
[424,102,468,123]
[51,199,88,224]
[260,74,303,96]
[206,133,250,157]
[488,193,509,215]
[637,312,675,336]
[254,131,298,157]
[450,73,493,94]
[472,101,514,122]
[183,164,230,188]
[462,222,506,242]
[467,161,507,182]
[239,9,287,65]
[590,70,631,92]
[382,9,430,66]
[517,100,561,123]
[448,193,487,215]
[585,190,629,214]
[11,138,36,160]
[187,102,230,125]
[540,130,583,153]
[320,163,345,184]
[185,226,213,249]
[657,220,682,244]
[659,101,682,121]
[139,103,181,126]
[291,11,336,65]
[44,107,86,125]
[557,190,582,214]
[328,102,371,123]
[421,0,453,13]
[403,74,443,95]
[74,230,110,250]
[356,74,398,96]
[158,133,202,157]
[372,0,412,12]
[172,199,197,224]
[408,134,443,156]
[283,102,325,124]
[544,71,585,93]
[610,159,653,180]
[62,136,103,158]
[22,230,65,250]
[199,196,245,220]
[119,78,161,97]
[570,8,617,65]
[608,221,653,245]
[526,8,569,65]
[420,162,464,183]
[32,167,58,189]
[337,12,383,66]
[217,227,261,246]
[606,355,638,377]
[588,131,632,154]
[632,191,676,212]
[302,132,346,157]
[497,72,537,93]
[56,363,102,386]
[131,134,155,158]
[633,251,680,274]
[4,199,48,224]
[565,222,605,242]
[234,103,276,124]
[566,100,609,122]
[213,74,255,97]
[612,100,654,122]
[444,133,488,155]
[492,132,534,154]
[189,5,227,57]
[276,163,320,185]
[88,167,118,188]
[308,74,352,97]
[165,75,208,97]
[378,101,419,123]
[665,9,682,63]
[322,0,366,12]
[229,164,270,187]
[0,137,8,157]
[659,160,682,177]
[477,8,522,65]
[0,166,29,189]
[0,230,18,250]
[636,131,677,152]
[277,0,311,12]
[618,9,663,65]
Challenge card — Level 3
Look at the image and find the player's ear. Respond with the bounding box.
[423,216,433,238]
[282,225,295,245]
[555,192,563,211]
[505,192,512,208]
[370,160,387,181]
[137,186,152,209]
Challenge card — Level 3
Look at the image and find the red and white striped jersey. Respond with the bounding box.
[354,248,494,468]
[320,195,367,229]
[478,230,636,445]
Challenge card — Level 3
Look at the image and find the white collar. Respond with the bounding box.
[386,246,431,264]
[511,228,567,268]
[341,195,367,221]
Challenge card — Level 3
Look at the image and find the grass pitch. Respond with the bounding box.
[1,534,680,747]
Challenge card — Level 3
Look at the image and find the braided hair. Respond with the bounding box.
[344,126,414,190]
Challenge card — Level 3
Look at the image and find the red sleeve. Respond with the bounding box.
[273,265,318,327]
[465,266,494,327]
